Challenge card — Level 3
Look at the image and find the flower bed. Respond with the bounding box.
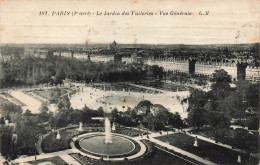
[114,127,148,137]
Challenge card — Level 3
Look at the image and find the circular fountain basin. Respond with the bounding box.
[79,134,135,157]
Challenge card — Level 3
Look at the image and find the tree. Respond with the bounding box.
[1,103,22,119]
[57,96,71,111]
[129,108,139,125]
[142,113,154,129]
[110,109,120,123]
[96,107,104,117]
[151,65,164,80]
[70,110,83,125]
[24,109,33,116]
[41,105,49,113]
[246,115,259,130]
[169,112,183,129]
[55,65,66,85]
[150,104,170,130]
[81,106,92,124]
[188,89,208,108]
[187,107,207,129]
[217,80,259,118]
[38,110,52,123]
[136,100,152,115]
[233,128,258,153]
[17,124,45,155]
[50,88,62,103]
[210,69,232,99]
[0,126,13,157]
[247,84,259,108]
[207,111,230,128]
[219,92,245,118]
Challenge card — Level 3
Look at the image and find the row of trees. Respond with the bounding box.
[0,55,165,88]
[167,70,209,86]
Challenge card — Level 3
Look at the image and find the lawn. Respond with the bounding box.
[41,126,105,153]
[0,96,11,105]
[156,133,259,165]
[1,93,25,106]
[127,147,194,165]
[196,128,259,153]
[33,88,69,102]
[91,83,160,93]
[137,82,189,92]
[28,156,68,165]
[23,91,46,103]
[71,147,194,165]
[114,127,148,137]
[41,130,73,153]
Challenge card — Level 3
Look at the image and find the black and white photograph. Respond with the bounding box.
[0,0,259,164]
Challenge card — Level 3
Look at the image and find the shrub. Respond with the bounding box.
[232,119,246,127]
[41,131,72,153]
[246,115,259,130]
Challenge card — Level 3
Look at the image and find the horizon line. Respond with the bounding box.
[1,42,260,46]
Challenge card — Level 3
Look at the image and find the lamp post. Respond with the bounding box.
[34,142,37,161]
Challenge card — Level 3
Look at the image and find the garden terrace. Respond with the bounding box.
[90,83,160,94]
[149,140,203,165]
[41,126,105,153]
[41,130,73,153]
[70,140,194,165]
[136,81,190,92]
[113,127,148,137]
[155,133,259,165]
[22,91,47,103]
[27,156,68,165]
[195,127,259,154]
[1,92,25,107]
[0,96,12,105]
[32,88,72,103]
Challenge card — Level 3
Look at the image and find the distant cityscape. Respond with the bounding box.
[1,42,259,82]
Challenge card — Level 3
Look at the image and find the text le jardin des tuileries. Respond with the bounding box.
[39,10,210,16]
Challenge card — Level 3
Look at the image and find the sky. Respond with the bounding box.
[0,0,259,45]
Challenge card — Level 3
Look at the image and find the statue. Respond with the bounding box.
[12,132,18,145]
[193,136,198,147]
[112,122,116,131]
[78,122,83,131]
[56,131,61,139]
[237,154,241,163]
[5,118,9,125]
